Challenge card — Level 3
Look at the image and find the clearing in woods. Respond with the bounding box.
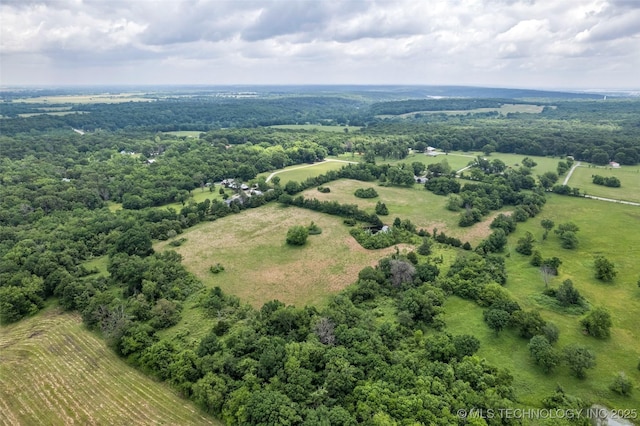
[156,204,409,308]
[0,307,219,426]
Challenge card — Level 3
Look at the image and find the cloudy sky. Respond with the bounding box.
[1,0,639,89]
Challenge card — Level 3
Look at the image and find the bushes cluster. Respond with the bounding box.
[592,175,621,187]
[354,187,378,198]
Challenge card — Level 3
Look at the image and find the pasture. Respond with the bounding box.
[269,124,361,132]
[445,194,640,410]
[0,307,218,426]
[164,131,206,138]
[567,164,640,203]
[156,204,406,308]
[300,178,509,245]
[12,93,155,104]
[260,160,352,183]
[376,103,546,119]
[387,151,563,175]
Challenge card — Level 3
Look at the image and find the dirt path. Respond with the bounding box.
[265,159,357,182]
[562,161,581,185]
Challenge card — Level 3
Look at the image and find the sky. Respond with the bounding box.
[1,0,639,89]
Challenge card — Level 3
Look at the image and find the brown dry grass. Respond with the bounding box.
[157,204,402,308]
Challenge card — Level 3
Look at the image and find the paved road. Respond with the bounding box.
[265,159,357,182]
[562,161,581,185]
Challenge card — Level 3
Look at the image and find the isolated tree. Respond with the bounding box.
[594,256,617,281]
[556,279,582,307]
[540,219,555,240]
[375,201,389,215]
[610,372,633,396]
[528,335,561,373]
[515,231,535,255]
[540,265,554,288]
[581,307,612,338]
[286,225,309,246]
[563,344,596,379]
[484,308,511,336]
[554,223,579,249]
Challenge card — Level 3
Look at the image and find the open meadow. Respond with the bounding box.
[260,160,352,184]
[268,124,362,132]
[156,203,405,308]
[445,194,640,411]
[300,178,509,245]
[12,93,156,104]
[567,164,640,203]
[0,307,218,426]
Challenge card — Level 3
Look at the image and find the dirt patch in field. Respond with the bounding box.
[462,211,512,243]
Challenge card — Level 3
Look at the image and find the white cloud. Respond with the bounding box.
[0,0,638,88]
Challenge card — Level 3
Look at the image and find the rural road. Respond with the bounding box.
[583,195,640,206]
[562,161,581,185]
[265,158,357,182]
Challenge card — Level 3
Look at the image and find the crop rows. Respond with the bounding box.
[0,309,218,426]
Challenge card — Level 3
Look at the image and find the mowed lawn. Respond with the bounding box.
[445,194,640,411]
[567,164,640,203]
[300,179,508,245]
[0,307,218,426]
[156,204,404,308]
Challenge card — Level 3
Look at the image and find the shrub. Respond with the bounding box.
[307,221,322,235]
[354,187,378,198]
[580,307,612,338]
[609,372,633,396]
[286,225,309,246]
[317,186,331,193]
[210,263,225,274]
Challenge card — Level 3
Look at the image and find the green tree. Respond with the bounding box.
[528,335,562,373]
[286,225,309,246]
[375,201,389,215]
[609,372,633,396]
[417,237,432,256]
[580,307,612,338]
[594,256,617,281]
[515,231,535,255]
[556,279,582,306]
[563,344,596,379]
[511,310,546,338]
[113,226,154,257]
[540,219,555,240]
[484,308,510,335]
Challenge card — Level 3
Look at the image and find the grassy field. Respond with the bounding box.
[300,178,509,245]
[156,204,406,308]
[0,307,219,426]
[260,160,352,184]
[268,124,361,132]
[164,131,206,138]
[18,111,88,118]
[376,103,546,119]
[445,194,640,411]
[13,93,155,104]
[386,151,563,175]
[567,164,640,203]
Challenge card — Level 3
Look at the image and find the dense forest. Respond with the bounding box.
[1,87,639,425]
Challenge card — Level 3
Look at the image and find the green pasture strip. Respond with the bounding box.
[568,164,640,203]
[268,124,362,132]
